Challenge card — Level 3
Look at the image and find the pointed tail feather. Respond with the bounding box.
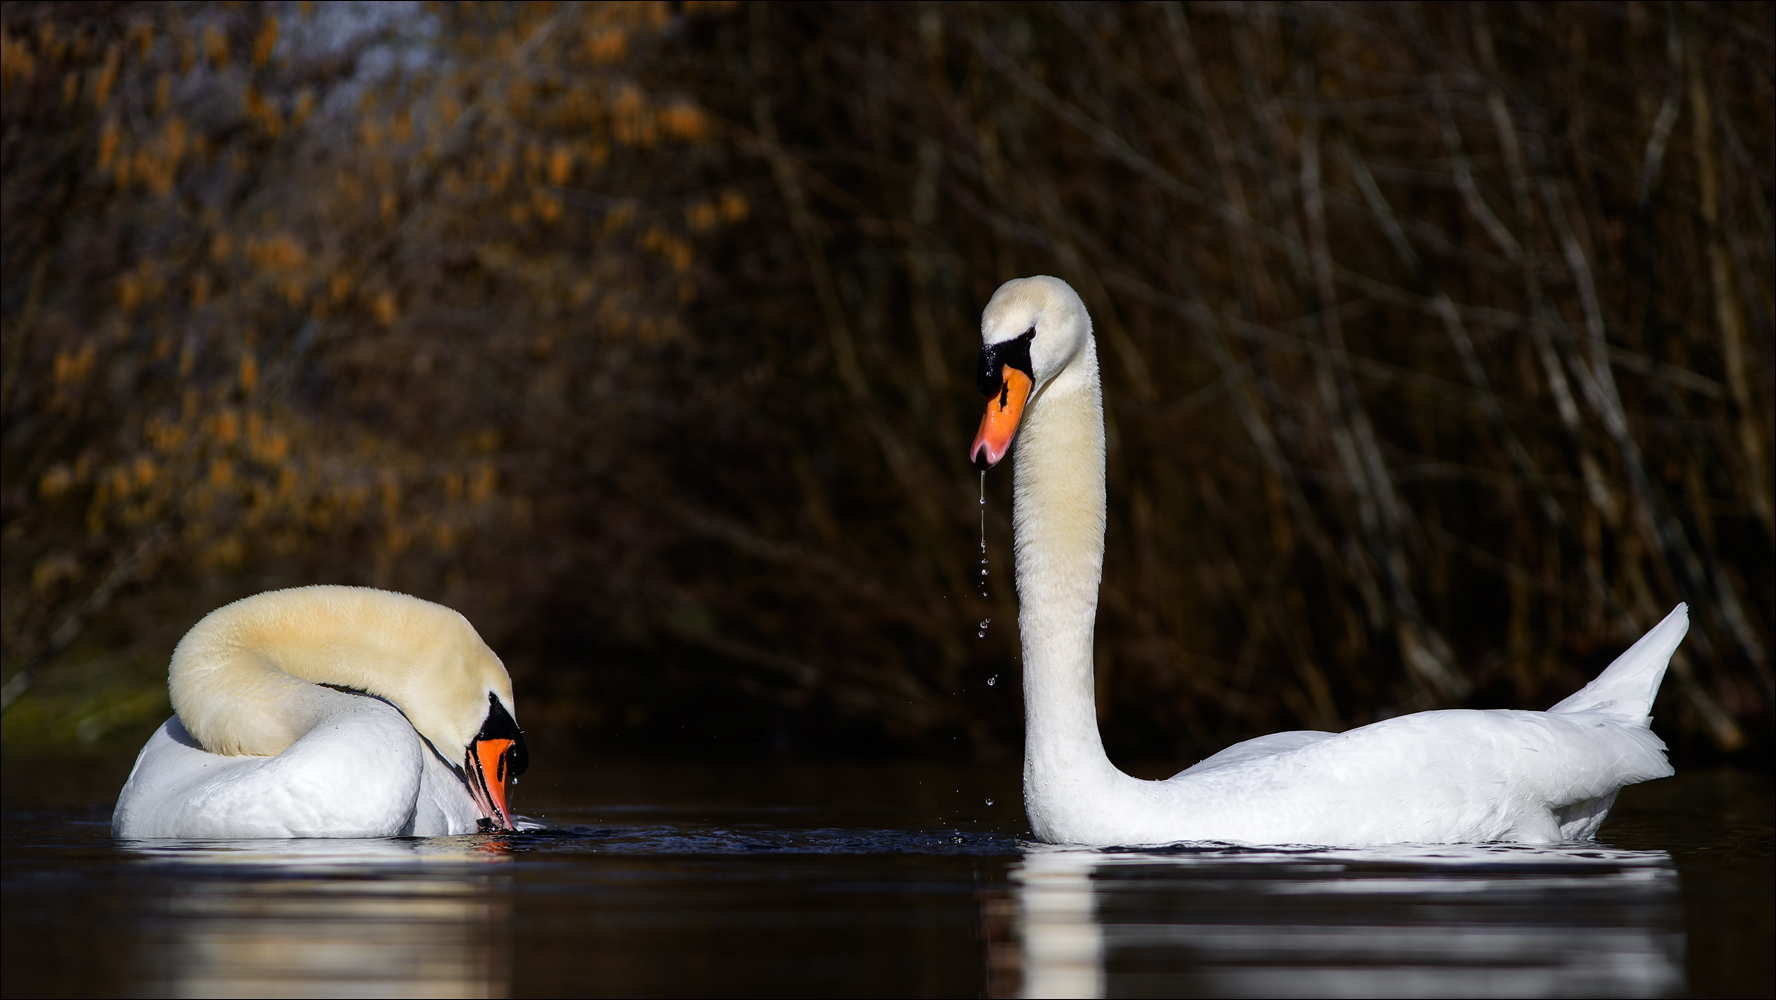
[1549,603,1688,722]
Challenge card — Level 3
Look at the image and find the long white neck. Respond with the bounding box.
[1012,337,1119,838]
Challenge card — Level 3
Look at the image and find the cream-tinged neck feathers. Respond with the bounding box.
[169,585,514,763]
[982,277,1119,837]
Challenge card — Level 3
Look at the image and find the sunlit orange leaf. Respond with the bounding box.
[93,42,119,106]
[39,465,74,500]
[373,291,399,326]
[203,24,228,69]
[252,16,278,67]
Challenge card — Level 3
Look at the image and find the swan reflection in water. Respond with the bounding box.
[1001,842,1684,999]
[122,836,513,999]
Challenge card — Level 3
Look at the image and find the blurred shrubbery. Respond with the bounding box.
[2,2,1770,763]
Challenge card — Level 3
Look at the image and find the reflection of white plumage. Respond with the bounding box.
[969,276,1680,847]
[113,586,527,839]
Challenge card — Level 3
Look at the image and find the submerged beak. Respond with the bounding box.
[470,737,517,831]
[971,367,1032,470]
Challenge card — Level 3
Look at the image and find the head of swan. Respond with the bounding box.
[971,276,1094,469]
[168,585,526,826]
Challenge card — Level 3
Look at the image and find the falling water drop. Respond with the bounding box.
[985,798,994,806]
[987,675,997,686]
[978,474,991,598]
[977,475,996,630]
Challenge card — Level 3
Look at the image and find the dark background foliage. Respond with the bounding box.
[3,1,1770,767]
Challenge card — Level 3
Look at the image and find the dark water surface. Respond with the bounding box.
[2,755,1769,998]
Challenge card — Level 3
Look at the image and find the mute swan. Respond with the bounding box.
[113,585,527,839]
[969,275,1681,847]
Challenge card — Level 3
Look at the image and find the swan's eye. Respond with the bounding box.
[977,328,1036,398]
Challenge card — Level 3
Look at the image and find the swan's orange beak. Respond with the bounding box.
[971,368,1031,470]
[473,738,517,831]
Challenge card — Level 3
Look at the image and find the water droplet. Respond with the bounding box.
[977,631,985,638]
[952,835,965,844]
[985,798,994,806]
[979,619,990,629]
[987,675,997,686]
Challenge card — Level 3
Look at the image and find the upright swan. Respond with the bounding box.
[113,585,527,839]
[969,275,1680,847]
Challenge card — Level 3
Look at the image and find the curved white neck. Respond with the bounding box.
[1012,338,1120,835]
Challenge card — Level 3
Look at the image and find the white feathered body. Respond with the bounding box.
[114,693,481,839]
[1030,705,1673,847]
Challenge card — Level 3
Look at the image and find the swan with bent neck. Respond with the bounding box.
[970,275,1681,846]
[113,585,527,839]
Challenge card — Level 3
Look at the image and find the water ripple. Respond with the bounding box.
[515,823,1024,856]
